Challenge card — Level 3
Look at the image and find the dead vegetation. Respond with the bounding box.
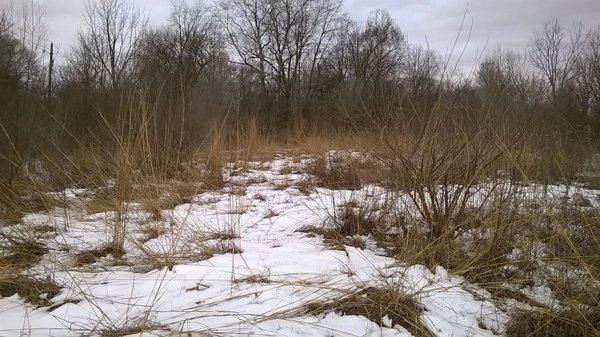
[296,130,600,336]
[0,275,61,307]
[306,286,432,337]
[299,225,367,250]
[137,238,242,270]
[74,245,126,266]
[0,237,49,269]
[96,320,165,337]
[307,153,384,190]
[0,235,59,307]
[0,182,68,224]
[233,273,271,284]
[299,199,388,250]
[0,3,599,334]
[1,120,598,334]
[506,307,600,337]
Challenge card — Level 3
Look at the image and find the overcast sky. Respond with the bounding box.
[3,0,600,72]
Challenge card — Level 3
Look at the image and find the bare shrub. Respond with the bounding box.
[376,117,508,240]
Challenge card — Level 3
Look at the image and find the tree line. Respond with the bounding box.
[1,0,600,180]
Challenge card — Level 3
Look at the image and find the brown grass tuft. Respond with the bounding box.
[74,245,126,266]
[233,273,271,284]
[0,237,48,268]
[506,307,600,337]
[306,286,431,337]
[307,153,383,191]
[0,275,61,307]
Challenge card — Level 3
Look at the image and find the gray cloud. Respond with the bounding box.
[345,0,600,70]
[3,0,600,72]
[0,0,171,57]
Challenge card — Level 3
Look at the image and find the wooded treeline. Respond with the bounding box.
[1,0,600,181]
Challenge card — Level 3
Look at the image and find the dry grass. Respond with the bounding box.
[85,186,124,214]
[306,286,432,337]
[136,178,213,220]
[0,237,49,268]
[0,275,61,307]
[296,175,317,195]
[138,238,242,270]
[506,307,600,337]
[0,95,599,336]
[139,225,165,244]
[74,245,126,266]
[307,152,384,190]
[207,228,238,241]
[509,134,593,184]
[299,200,388,250]
[299,225,367,250]
[233,273,271,284]
[324,124,600,334]
[0,235,59,307]
[308,155,362,190]
[331,203,382,236]
[369,189,600,335]
[380,229,468,270]
[85,175,220,217]
[542,208,600,276]
[0,182,68,224]
[96,318,165,337]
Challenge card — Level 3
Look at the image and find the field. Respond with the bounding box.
[2,0,600,335]
[1,141,599,336]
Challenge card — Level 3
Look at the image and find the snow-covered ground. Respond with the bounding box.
[1,154,598,336]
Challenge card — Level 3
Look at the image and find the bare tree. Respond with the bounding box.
[217,0,268,94]
[133,0,228,145]
[475,49,549,121]
[529,19,584,99]
[477,49,536,102]
[577,26,600,126]
[0,1,47,181]
[403,45,442,97]
[17,1,46,66]
[319,10,405,122]
[0,3,13,38]
[340,10,406,91]
[138,0,223,97]
[0,1,47,90]
[217,0,346,117]
[77,0,146,89]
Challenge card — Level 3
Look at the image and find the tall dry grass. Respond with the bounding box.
[0,82,599,336]
[294,107,599,336]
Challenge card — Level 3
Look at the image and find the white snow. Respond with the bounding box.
[1,154,598,336]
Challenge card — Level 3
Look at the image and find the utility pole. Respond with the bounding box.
[47,42,54,102]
